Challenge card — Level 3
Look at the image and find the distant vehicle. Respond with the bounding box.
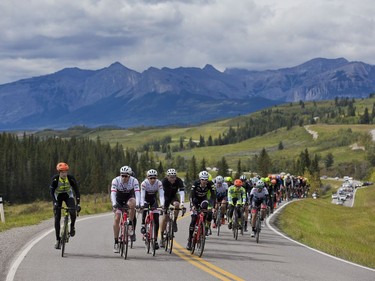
[322,175,328,179]
[362,182,374,186]
[334,177,339,180]
[338,192,346,201]
[331,193,338,199]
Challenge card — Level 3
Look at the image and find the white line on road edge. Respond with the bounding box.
[6,213,112,281]
[266,201,375,272]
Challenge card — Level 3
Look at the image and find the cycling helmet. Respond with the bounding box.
[56,162,69,172]
[215,175,224,183]
[224,176,233,182]
[199,171,209,180]
[167,168,177,176]
[240,175,247,181]
[120,165,132,175]
[147,169,158,177]
[208,173,213,181]
[234,179,243,187]
[256,180,264,189]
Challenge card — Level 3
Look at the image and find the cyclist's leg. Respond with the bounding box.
[172,200,180,231]
[186,213,197,250]
[66,197,76,235]
[54,198,63,241]
[228,204,234,228]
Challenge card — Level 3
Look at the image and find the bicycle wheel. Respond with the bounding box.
[150,221,156,256]
[167,219,174,254]
[145,221,151,254]
[61,217,68,257]
[196,221,206,258]
[233,211,238,240]
[123,223,129,260]
[190,231,196,255]
[255,214,261,243]
[216,209,221,236]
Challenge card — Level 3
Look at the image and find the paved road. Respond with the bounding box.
[7,204,375,281]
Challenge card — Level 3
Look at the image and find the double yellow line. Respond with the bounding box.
[170,216,245,281]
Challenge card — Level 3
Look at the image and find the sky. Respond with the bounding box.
[1,0,375,84]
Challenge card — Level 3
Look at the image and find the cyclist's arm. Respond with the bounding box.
[158,180,165,206]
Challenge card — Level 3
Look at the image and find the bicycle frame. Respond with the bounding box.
[164,207,186,254]
[144,207,163,256]
[190,208,206,257]
[118,207,132,259]
[59,206,77,258]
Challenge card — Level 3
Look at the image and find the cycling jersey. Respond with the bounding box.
[140,178,165,207]
[161,177,185,207]
[111,176,140,206]
[227,185,246,205]
[215,182,228,199]
[50,174,80,203]
[190,180,216,208]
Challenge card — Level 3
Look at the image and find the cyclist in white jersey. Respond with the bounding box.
[249,180,269,237]
[140,169,165,250]
[212,175,228,227]
[111,165,140,253]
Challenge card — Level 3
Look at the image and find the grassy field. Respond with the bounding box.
[277,184,375,269]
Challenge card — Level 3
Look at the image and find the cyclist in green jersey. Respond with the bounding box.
[227,179,246,230]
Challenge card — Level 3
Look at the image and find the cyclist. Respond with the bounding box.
[50,162,81,249]
[186,171,216,250]
[227,179,246,230]
[240,174,252,232]
[224,176,233,187]
[160,168,185,248]
[249,180,269,237]
[212,175,228,228]
[140,169,164,250]
[111,165,140,253]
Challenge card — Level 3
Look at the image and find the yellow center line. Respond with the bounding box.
[168,214,245,281]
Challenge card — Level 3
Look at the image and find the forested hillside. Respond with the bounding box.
[2,95,375,204]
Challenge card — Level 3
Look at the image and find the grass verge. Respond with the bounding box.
[276,185,375,269]
[0,194,111,233]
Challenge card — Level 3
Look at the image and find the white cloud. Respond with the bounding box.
[0,0,375,84]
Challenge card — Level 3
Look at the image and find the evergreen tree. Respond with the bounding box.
[257,148,271,177]
[324,153,334,168]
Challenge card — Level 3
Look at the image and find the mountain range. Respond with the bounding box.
[1,57,375,130]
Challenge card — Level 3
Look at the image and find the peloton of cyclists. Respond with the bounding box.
[111,165,140,253]
[160,168,185,248]
[186,171,216,250]
[140,169,165,250]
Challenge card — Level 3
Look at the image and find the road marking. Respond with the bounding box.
[6,213,111,281]
[172,215,245,281]
[173,242,245,281]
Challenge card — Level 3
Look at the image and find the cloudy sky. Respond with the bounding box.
[1,0,375,84]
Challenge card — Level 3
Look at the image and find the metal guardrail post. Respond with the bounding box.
[0,195,5,223]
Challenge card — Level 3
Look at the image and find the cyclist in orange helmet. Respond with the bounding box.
[227,179,246,230]
[50,162,81,249]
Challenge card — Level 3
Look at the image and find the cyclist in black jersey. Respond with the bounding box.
[50,162,80,249]
[160,168,185,248]
[186,171,216,250]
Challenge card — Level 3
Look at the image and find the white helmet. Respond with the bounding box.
[256,180,264,189]
[147,169,158,177]
[120,166,132,175]
[199,171,209,180]
[215,175,224,183]
[167,168,177,176]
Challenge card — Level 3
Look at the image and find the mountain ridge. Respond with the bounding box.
[1,57,375,130]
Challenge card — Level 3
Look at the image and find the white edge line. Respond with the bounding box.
[6,213,112,281]
[266,201,375,272]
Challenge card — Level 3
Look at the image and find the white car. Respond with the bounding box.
[331,193,338,199]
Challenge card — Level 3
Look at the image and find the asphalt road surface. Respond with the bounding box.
[7,203,375,281]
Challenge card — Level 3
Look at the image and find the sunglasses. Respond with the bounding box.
[148,177,157,180]
[200,179,208,181]
[121,174,129,178]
